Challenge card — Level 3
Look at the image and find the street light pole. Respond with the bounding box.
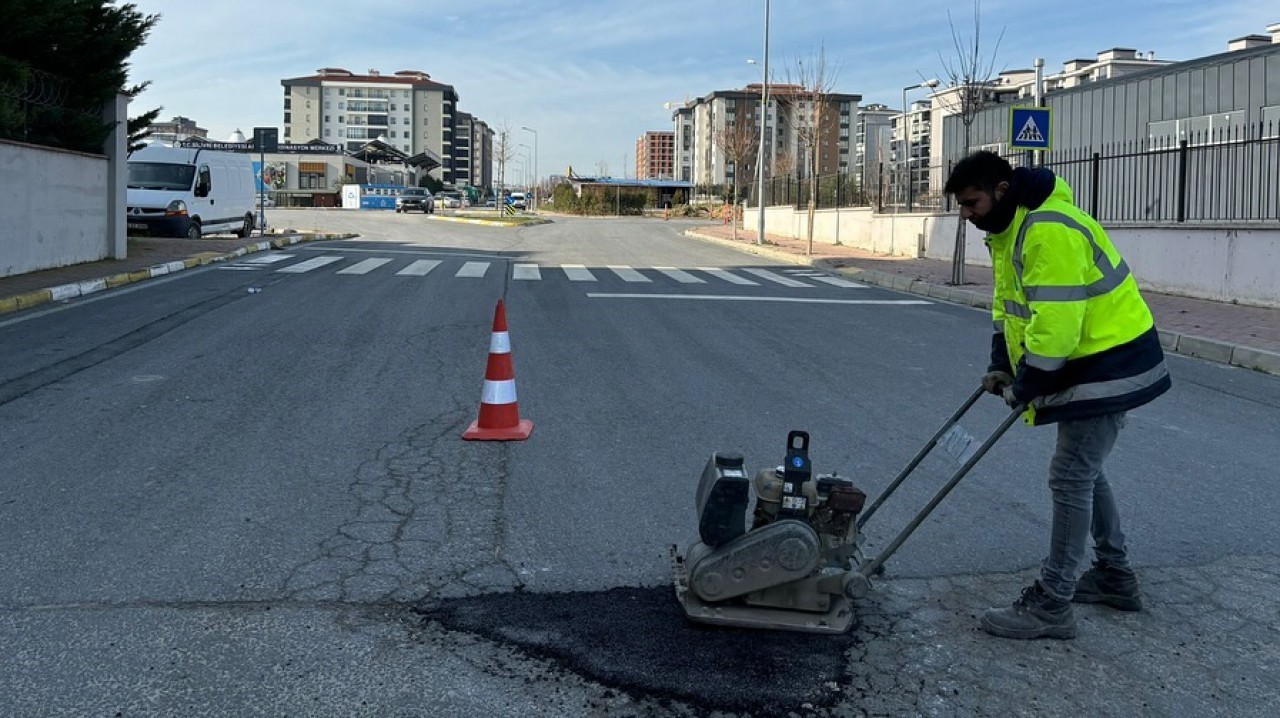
[519,144,532,189]
[521,126,538,209]
[755,0,770,246]
[901,78,939,213]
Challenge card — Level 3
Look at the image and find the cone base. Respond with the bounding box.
[462,419,533,441]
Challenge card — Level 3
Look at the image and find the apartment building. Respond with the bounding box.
[672,105,695,182]
[144,115,208,145]
[635,131,675,180]
[853,103,897,190]
[891,99,935,205]
[456,112,494,193]
[676,84,861,190]
[281,68,459,185]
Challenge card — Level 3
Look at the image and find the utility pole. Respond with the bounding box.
[755,0,770,246]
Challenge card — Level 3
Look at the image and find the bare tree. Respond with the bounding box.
[779,44,840,255]
[494,121,517,209]
[715,118,759,240]
[772,149,796,181]
[936,0,1004,284]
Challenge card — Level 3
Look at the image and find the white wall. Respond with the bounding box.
[745,205,1280,307]
[1110,226,1280,307]
[0,92,128,278]
[0,140,111,277]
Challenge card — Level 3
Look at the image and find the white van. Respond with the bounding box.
[126,145,257,238]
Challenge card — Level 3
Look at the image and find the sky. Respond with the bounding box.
[125,0,1275,181]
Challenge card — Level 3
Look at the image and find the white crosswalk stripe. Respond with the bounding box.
[697,267,759,285]
[397,259,441,276]
[807,275,867,289]
[655,267,705,283]
[513,263,541,280]
[241,253,295,265]
[608,265,651,282]
[456,261,490,278]
[562,264,597,281]
[741,268,813,287]
[277,256,343,273]
[337,258,393,275]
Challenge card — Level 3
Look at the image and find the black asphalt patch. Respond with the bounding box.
[415,585,857,714]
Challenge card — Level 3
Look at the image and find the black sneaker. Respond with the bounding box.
[981,582,1077,640]
[1073,562,1143,611]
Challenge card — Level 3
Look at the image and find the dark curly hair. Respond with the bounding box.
[944,151,1014,195]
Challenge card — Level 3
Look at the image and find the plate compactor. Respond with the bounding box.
[672,388,1024,634]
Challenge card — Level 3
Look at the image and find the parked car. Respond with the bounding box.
[126,145,257,238]
[257,193,276,208]
[484,198,496,208]
[395,187,435,213]
[436,191,462,209]
[508,192,527,210]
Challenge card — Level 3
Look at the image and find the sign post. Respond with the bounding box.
[1009,107,1052,158]
[253,127,279,236]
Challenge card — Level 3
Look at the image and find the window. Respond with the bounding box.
[338,115,344,123]
[325,88,332,95]
[284,127,291,138]
[338,102,344,110]
[325,129,331,137]
[338,129,345,137]
[422,118,428,125]
[284,98,291,109]
[284,112,291,123]
[403,90,409,97]
[324,115,330,123]
[324,101,331,109]
[403,144,410,151]
[338,88,345,96]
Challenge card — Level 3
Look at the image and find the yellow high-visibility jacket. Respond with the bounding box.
[987,175,1171,425]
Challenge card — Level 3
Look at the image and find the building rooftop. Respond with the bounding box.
[281,68,456,94]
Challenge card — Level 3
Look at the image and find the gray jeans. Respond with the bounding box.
[1039,412,1130,601]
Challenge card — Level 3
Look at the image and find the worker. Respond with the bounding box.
[945,151,1171,640]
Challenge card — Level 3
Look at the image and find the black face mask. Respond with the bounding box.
[970,190,1017,234]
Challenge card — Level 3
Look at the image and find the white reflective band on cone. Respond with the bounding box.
[489,331,511,354]
[482,379,518,405]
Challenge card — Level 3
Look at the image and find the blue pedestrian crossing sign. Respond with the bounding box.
[1009,107,1052,150]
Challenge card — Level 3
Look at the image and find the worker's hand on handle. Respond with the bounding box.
[1000,386,1027,410]
[981,371,1014,395]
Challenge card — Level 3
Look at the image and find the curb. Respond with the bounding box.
[684,229,1280,377]
[427,215,552,229]
[0,231,356,317]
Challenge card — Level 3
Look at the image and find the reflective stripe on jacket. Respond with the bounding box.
[987,176,1171,425]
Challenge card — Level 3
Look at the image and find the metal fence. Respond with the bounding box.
[755,121,1280,225]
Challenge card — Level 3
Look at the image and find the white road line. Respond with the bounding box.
[397,259,442,276]
[216,266,262,271]
[655,267,705,283]
[807,275,868,289]
[741,268,813,287]
[456,261,490,278]
[586,293,930,305]
[696,267,758,285]
[337,258,393,275]
[562,264,597,281]
[513,263,542,280]
[239,253,295,265]
[608,265,651,282]
[277,256,343,273]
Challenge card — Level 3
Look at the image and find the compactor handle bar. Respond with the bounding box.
[856,387,1025,579]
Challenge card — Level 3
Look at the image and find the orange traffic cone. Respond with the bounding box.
[462,300,534,441]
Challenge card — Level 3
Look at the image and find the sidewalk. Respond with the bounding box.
[0,231,355,316]
[685,223,1280,376]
